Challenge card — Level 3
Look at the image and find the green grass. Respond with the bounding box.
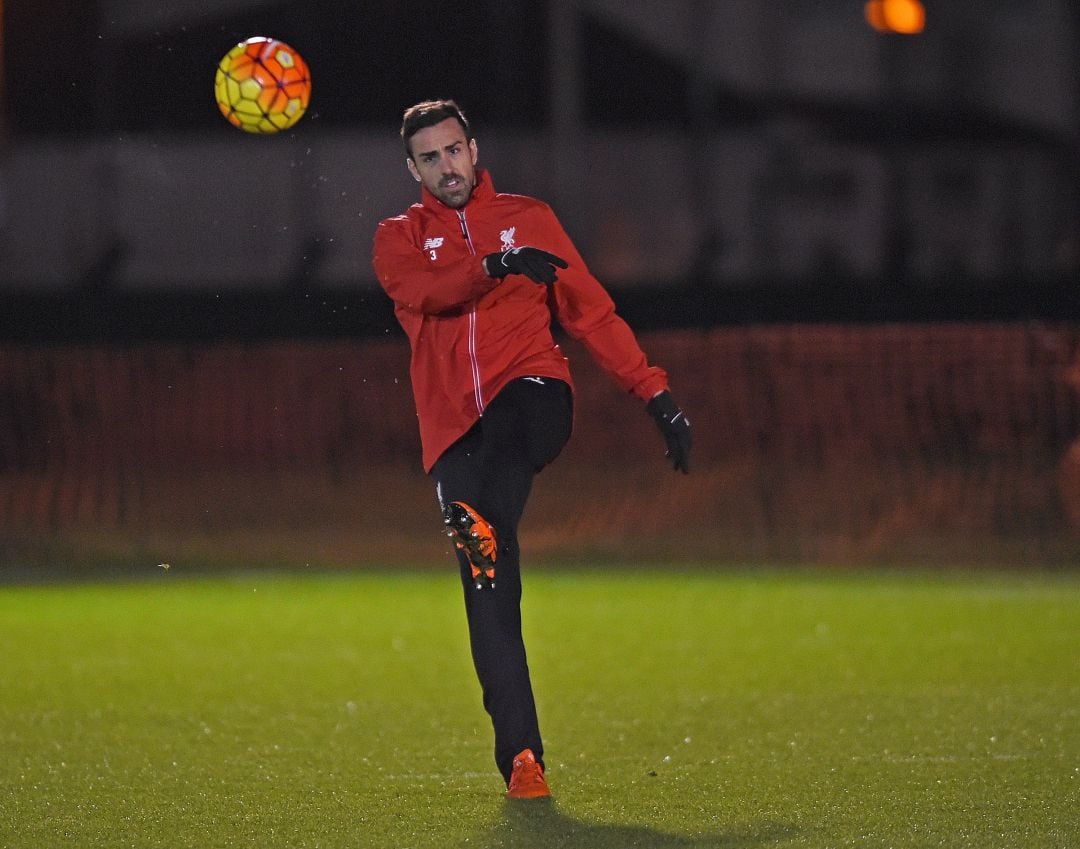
[0,567,1077,848]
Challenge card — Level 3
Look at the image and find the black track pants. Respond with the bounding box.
[431,376,573,783]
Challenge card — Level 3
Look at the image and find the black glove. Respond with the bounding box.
[647,390,691,474]
[484,246,568,284]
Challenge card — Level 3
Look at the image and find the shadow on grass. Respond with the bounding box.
[465,797,798,849]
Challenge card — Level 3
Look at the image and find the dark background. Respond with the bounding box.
[3,1,1079,340]
[3,2,1080,571]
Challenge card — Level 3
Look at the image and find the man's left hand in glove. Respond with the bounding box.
[647,390,691,474]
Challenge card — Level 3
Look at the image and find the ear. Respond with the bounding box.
[406,158,421,182]
[469,138,478,166]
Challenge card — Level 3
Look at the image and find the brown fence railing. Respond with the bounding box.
[3,324,1079,573]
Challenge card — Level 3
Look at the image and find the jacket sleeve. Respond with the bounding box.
[373,216,501,315]
[539,208,670,402]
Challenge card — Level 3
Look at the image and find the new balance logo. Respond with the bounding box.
[499,227,517,252]
[423,237,445,250]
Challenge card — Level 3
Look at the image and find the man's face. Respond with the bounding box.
[406,117,479,209]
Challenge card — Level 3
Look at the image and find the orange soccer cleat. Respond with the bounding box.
[506,748,550,799]
[443,501,497,589]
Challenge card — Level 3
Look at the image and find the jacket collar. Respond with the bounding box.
[420,168,495,216]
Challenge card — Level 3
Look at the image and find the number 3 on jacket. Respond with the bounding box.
[423,236,444,262]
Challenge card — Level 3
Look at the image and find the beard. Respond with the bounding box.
[432,172,475,208]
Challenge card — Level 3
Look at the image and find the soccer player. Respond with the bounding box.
[372,99,691,798]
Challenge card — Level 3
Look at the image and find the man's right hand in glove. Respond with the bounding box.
[484,247,568,285]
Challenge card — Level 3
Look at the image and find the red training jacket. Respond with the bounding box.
[373,169,669,471]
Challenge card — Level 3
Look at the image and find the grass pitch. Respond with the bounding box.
[0,566,1077,849]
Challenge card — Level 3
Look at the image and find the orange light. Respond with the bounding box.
[865,0,888,31]
[865,0,925,35]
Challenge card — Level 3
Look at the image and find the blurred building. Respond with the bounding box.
[0,0,1077,295]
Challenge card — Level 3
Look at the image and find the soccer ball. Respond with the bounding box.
[214,37,311,134]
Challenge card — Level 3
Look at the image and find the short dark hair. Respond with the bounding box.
[400,99,471,159]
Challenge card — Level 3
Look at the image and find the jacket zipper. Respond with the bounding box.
[457,210,484,415]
